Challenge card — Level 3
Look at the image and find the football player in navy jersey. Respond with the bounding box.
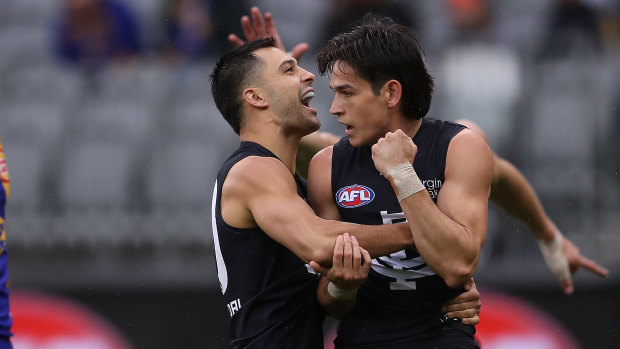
[229,5,608,299]
[0,138,13,349]
[226,9,606,347]
[210,37,481,348]
[308,16,493,348]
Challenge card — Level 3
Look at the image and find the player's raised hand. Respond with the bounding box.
[441,277,481,325]
[539,229,609,295]
[371,129,417,176]
[228,6,309,61]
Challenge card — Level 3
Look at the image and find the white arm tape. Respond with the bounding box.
[538,229,571,281]
[385,163,425,202]
[327,282,357,300]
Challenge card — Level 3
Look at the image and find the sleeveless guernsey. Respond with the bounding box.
[212,141,324,349]
[0,139,12,339]
[331,119,477,348]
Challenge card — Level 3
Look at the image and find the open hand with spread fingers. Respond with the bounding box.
[228,6,309,61]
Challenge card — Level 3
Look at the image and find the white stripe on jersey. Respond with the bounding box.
[212,181,229,294]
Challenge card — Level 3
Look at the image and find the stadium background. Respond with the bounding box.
[0,0,618,348]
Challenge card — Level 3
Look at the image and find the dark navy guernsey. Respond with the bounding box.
[212,141,324,349]
[331,119,478,348]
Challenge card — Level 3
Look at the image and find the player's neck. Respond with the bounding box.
[391,116,422,139]
[241,132,300,174]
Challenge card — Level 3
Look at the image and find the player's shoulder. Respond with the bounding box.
[447,129,494,177]
[451,127,490,150]
[311,144,334,166]
[228,155,289,186]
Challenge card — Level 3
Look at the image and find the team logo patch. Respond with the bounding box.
[336,184,375,208]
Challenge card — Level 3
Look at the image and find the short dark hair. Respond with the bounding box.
[317,15,433,120]
[210,37,277,134]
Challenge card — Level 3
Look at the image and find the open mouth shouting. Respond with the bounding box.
[300,89,317,114]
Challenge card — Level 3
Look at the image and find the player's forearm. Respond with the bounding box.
[318,220,414,260]
[294,219,411,266]
[490,157,556,242]
[316,277,356,319]
[347,222,413,258]
[399,192,480,287]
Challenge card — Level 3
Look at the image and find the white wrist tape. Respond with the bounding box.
[538,229,570,281]
[385,163,425,202]
[327,282,357,300]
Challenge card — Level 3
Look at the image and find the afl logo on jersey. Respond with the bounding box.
[336,184,375,208]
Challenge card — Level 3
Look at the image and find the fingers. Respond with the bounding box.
[263,12,283,48]
[290,43,310,61]
[332,234,344,268]
[360,246,371,273]
[443,288,480,308]
[577,255,609,278]
[309,261,328,275]
[343,233,353,270]
[443,296,481,312]
[327,234,370,289]
[461,314,480,326]
[240,15,255,41]
[351,235,361,271]
[560,278,574,295]
[442,280,481,323]
[231,6,311,60]
[443,296,481,324]
[250,6,266,38]
[447,306,480,323]
[228,34,245,47]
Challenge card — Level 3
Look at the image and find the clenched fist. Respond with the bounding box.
[371,129,417,175]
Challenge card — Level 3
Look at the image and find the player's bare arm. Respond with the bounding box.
[457,119,609,294]
[310,137,482,324]
[372,129,494,287]
[221,155,413,265]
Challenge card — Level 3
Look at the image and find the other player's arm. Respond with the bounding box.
[307,146,414,254]
[457,119,609,294]
[221,156,413,265]
[372,129,494,287]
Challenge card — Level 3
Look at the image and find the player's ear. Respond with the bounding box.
[383,80,402,108]
[243,87,268,108]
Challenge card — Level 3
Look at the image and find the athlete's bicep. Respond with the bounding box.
[437,130,494,247]
[307,146,342,220]
[227,157,333,263]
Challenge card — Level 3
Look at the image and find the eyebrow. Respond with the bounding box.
[331,83,355,92]
[278,58,297,71]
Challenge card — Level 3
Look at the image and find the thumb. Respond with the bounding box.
[228,34,246,47]
[290,43,309,61]
[309,261,328,275]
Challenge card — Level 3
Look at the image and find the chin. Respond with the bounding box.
[348,137,363,148]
